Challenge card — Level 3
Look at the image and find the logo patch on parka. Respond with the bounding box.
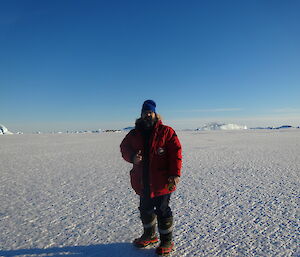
[157,147,165,156]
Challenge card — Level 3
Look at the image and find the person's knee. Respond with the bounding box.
[155,206,172,219]
[140,211,156,224]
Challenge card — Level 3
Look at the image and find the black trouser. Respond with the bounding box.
[139,193,173,219]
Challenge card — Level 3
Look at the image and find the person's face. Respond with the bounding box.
[141,111,156,128]
[142,111,155,120]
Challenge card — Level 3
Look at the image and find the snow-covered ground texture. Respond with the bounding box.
[1,130,299,257]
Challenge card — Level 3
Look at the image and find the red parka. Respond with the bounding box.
[120,119,182,198]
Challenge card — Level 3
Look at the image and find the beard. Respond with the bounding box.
[142,116,156,129]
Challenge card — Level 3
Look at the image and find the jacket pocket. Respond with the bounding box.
[152,169,168,191]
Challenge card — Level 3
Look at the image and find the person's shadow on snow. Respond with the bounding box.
[0,243,156,257]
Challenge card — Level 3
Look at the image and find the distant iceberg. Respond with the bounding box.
[250,125,294,130]
[123,126,134,131]
[196,122,247,131]
[0,124,13,135]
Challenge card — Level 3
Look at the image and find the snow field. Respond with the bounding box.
[0,130,299,257]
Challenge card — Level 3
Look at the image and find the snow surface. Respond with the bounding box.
[0,130,299,257]
[197,122,247,131]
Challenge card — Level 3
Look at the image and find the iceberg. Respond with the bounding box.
[0,124,13,135]
[196,122,247,131]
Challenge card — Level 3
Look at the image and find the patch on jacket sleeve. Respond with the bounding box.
[157,147,165,156]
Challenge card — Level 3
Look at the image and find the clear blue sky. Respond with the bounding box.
[1,0,299,132]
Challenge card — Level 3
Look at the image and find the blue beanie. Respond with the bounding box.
[141,100,156,114]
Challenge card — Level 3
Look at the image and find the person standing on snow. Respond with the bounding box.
[120,100,182,255]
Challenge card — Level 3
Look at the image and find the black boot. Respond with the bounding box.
[156,217,174,255]
[133,213,158,248]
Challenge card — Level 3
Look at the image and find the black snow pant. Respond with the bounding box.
[139,193,173,219]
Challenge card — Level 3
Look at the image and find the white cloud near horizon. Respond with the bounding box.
[272,108,300,113]
[175,107,300,114]
[176,108,242,113]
